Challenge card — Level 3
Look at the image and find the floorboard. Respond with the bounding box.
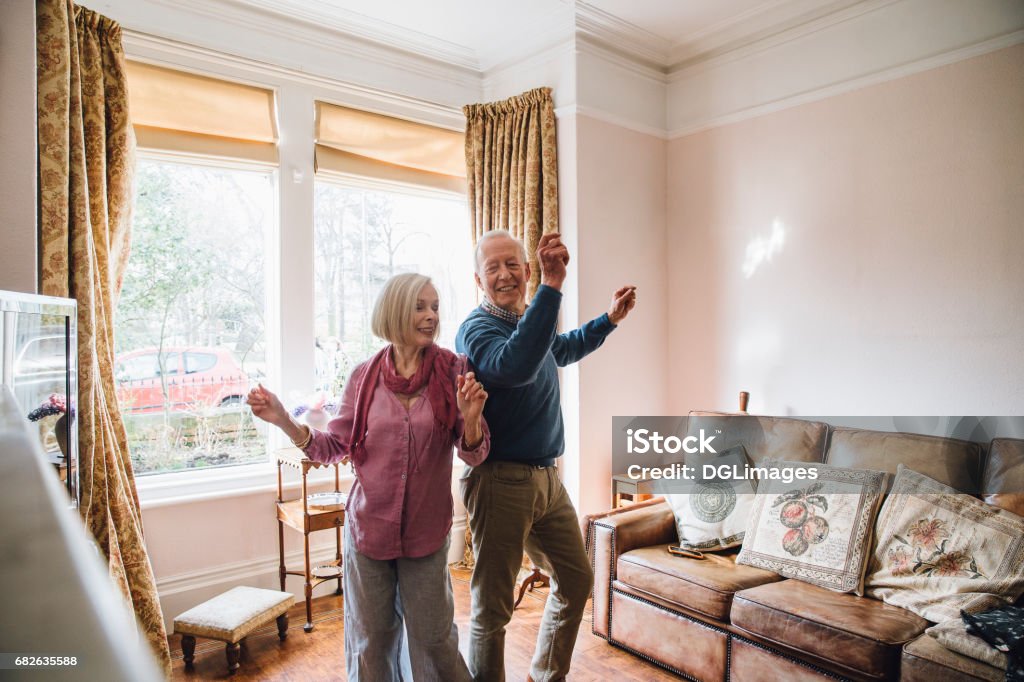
[167,568,681,680]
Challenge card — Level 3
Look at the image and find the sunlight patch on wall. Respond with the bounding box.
[742,218,786,279]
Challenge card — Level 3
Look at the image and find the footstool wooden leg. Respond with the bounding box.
[181,635,196,669]
[226,641,241,675]
[277,613,289,640]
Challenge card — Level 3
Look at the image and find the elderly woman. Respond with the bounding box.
[247,273,488,682]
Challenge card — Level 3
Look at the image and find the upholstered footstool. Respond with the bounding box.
[173,586,294,675]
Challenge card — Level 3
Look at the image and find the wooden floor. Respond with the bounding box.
[168,567,680,681]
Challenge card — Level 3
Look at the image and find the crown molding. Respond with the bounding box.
[575,35,668,85]
[224,0,480,70]
[140,0,575,81]
[574,1,671,71]
[667,29,1024,139]
[668,0,871,69]
[135,0,480,88]
[668,0,900,78]
[122,30,467,132]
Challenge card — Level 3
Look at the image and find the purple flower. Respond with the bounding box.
[27,393,69,422]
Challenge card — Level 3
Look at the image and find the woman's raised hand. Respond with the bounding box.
[456,372,488,424]
[246,383,289,428]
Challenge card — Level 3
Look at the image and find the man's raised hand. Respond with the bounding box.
[537,232,569,289]
[608,285,637,325]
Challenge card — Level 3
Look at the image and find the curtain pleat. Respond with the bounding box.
[37,0,171,675]
[463,87,559,297]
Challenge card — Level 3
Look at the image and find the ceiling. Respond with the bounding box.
[232,0,856,71]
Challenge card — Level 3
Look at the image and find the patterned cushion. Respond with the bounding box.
[173,586,293,643]
[963,606,1024,679]
[736,460,886,595]
[927,619,1008,670]
[665,446,756,551]
[865,465,1024,623]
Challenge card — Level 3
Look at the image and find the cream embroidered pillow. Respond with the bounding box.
[865,465,1024,623]
[736,461,886,595]
[665,446,756,551]
[926,620,1007,670]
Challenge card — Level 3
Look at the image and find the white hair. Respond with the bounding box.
[474,229,527,271]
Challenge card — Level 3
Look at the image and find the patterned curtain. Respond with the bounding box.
[37,1,171,674]
[463,87,559,298]
[457,88,559,572]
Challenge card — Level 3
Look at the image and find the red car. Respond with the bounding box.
[115,347,250,413]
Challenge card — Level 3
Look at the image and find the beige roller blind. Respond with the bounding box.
[315,102,465,193]
[126,60,278,163]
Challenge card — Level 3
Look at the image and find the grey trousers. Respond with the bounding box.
[343,524,471,682]
[460,461,594,682]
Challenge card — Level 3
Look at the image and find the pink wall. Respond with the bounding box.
[667,45,1024,417]
[569,115,667,517]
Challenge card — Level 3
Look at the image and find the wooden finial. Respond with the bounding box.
[739,391,750,413]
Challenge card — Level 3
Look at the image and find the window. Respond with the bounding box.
[313,179,476,396]
[119,62,474,491]
[116,157,273,475]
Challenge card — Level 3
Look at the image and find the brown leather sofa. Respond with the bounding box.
[586,414,1024,681]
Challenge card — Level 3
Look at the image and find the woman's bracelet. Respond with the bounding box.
[291,425,313,450]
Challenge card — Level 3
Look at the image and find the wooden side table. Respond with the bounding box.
[276,449,346,633]
[611,473,658,508]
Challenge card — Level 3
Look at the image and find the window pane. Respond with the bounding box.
[116,158,272,475]
[185,352,218,374]
[313,182,474,397]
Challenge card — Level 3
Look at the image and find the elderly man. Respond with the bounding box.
[456,229,636,682]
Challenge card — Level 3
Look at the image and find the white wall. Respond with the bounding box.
[0,0,38,294]
[666,44,1024,417]
[570,115,667,518]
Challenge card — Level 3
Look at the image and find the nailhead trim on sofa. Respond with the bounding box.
[592,517,858,681]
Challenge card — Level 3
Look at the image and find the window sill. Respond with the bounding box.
[137,447,352,510]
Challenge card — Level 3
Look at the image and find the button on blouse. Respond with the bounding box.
[304,355,489,560]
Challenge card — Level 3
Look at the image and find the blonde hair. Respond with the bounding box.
[371,273,439,346]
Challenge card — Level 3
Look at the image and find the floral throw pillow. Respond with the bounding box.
[736,461,886,595]
[665,446,756,551]
[865,465,1024,623]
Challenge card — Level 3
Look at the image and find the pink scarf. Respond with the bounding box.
[349,343,458,460]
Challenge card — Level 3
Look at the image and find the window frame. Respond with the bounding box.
[311,171,475,371]
[128,54,471,509]
[130,149,294,500]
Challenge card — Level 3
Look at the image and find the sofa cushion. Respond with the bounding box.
[983,438,1024,516]
[737,461,886,595]
[825,427,983,492]
[666,445,757,551]
[616,544,782,621]
[731,579,928,680]
[686,412,828,464]
[902,632,1003,682]
[865,465,1024,623]
[927,619,1008,670]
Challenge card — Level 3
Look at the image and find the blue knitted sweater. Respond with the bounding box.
[455,285,616,466]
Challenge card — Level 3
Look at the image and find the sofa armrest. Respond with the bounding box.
[585,499,676,638]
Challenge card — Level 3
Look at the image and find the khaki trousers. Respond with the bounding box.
[460,461,593,682]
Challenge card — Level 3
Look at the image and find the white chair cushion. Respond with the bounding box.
[173,586,293,643]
